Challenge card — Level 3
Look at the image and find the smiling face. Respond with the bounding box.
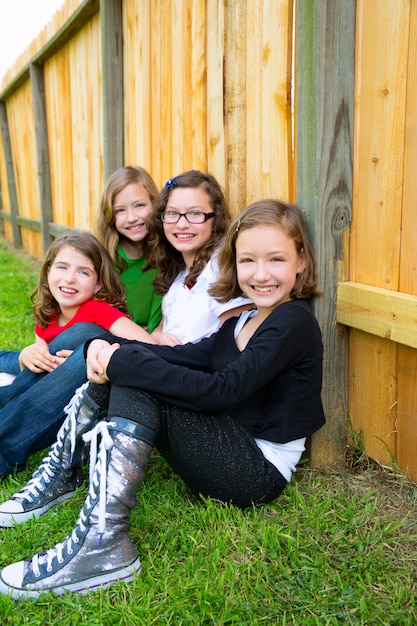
[47,245,100,321]
[113,182,153,257]
[162,187,215,268]
[236,224,306,317]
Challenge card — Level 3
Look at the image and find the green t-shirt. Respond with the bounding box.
[118,247,162,333]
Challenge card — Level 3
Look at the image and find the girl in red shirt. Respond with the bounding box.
[19,230,154,375]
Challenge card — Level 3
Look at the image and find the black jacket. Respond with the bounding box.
[105,299,325,444]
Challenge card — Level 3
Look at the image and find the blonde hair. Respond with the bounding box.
[96,165,159,272]
[32,231,128,328]
[210,199,320,303]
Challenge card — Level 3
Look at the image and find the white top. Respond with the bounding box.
[235,309,306,481]
[162,256,251,344]
[254,437,306,482]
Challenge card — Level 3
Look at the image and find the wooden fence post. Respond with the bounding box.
[296,0,356,466]
[30,63,54,255]
[0,101,21,246]
[100,0,124,179]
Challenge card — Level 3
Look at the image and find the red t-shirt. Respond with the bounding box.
[35,299,129,344]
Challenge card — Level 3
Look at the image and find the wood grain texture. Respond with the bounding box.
[30,63,53,255]
[44,48,74,230]
[123,0,152,169]
[0,102,21,245]
[337,282,417,349]
[296,0,356,466]
[347,0,414,471]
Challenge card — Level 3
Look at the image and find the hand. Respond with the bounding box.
[19,343,60,373]
[150,329,182,346]
[86,339,120,384]
[53,349,74,366]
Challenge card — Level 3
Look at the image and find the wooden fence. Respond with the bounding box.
[337,0,417,481]
[0,0,416,480]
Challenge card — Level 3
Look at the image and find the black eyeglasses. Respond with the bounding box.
[160,210,215,224]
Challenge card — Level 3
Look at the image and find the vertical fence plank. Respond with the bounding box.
[124,0,152,168]
[7,83,42,257]
[87,15,103,213]
[0,102,21,245]
[44,48,74,229]
[100,0,124,179]
[245,0,292,204]
[30,63,53,255]
[396,0,417,479]
[245,1,263,204]
[150,0,163,184]
[296,0,356,466]
[160,2,173,178]
[69,32,90,229]
[206,0,226,186]
[69,15,102,231]
[261,0,293,200]
[349,0,409,466]
[170,1,191,174]
[190,0,207,171]
[225,0,247,213]
[397,345,417,480]
[399,0,417,298]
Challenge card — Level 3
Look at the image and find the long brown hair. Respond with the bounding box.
[147,170,231,294]
[96,165,159,273]
[32,231,128,328]
[210,199,320,303]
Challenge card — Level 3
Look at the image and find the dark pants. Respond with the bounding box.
[106,385,287,509]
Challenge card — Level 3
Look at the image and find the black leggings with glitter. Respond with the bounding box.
[97,384,287,509]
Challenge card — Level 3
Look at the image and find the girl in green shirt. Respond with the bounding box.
[97,166,162,332]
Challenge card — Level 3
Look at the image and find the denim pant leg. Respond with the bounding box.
[0,324,104,475]
[0,351,20,376]
[0,323,103,409]
[0,321,102,377]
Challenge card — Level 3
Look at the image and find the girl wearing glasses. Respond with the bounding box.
[148,170,251,346]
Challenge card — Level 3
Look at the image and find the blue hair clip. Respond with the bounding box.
[165,176,178,190]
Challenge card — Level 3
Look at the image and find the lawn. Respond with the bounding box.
[0,236,417,625]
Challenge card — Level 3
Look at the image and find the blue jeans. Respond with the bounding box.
[0,323,104,475]
[0,351,20,376]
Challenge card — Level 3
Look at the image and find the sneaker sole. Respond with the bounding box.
[0,489,79,527]
[0,557,141,600]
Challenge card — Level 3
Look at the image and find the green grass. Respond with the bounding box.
[1,236,417,625]
[0,239,40,349]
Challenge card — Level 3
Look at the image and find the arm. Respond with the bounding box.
[86,329,217,384]
[18,336,63,373]
[105,305,320,412]
[150,320,182,346]
[108,316,157,343]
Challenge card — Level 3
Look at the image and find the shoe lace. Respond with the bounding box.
[63,381,90,464]
[10,383,90,505]
[10,459,56,503]
[83,421,113,538]
[30,420,114,578]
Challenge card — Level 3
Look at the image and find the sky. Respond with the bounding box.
[0,0,65,81]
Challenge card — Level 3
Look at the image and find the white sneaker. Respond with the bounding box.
[0,373,15,386]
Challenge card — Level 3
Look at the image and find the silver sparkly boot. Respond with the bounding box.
[0,382,105,527]
[0,417,156,599]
